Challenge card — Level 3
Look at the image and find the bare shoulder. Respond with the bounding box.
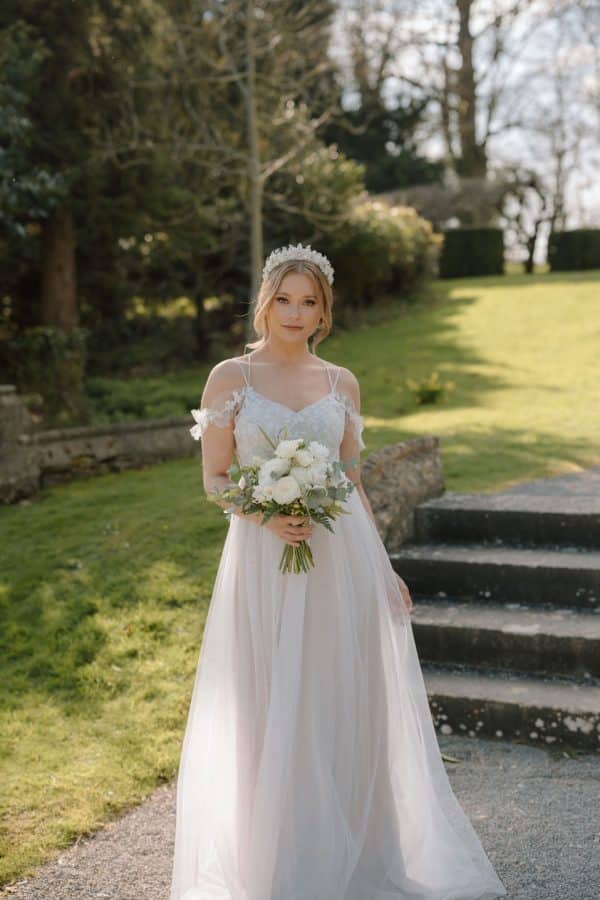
[200,357,246,404]
[334,364,361,407]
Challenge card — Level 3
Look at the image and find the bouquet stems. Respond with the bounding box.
[279,539,315,574]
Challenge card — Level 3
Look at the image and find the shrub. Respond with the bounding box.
[320,200,441,309]
[8,326,89,425]
[548,229,600,271]
[439,227,504,278]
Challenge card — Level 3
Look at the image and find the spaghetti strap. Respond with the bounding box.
[235,355,251,387]
[330,364,341,392]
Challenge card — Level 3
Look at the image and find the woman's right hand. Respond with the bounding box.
[264,513,314,546]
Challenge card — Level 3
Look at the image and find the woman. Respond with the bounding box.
[170,244,507,900]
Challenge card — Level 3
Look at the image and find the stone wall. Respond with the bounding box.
[361,435,445,554]
[36,415,195,487]
[0,384,196,502]
[1,386,446,551]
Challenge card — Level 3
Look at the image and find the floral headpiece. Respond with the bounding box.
[262,242,334,286]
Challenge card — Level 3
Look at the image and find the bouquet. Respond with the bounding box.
[204,424,357,574]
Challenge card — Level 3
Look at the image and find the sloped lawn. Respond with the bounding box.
[2,269,599,885]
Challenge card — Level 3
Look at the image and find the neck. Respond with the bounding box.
[251,338,316,365]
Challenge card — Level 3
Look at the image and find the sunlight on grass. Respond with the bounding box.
[1,269,599,885]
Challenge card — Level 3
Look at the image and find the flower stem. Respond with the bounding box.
[279,540,315,574]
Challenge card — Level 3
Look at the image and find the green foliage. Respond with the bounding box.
[7,326,89,424]
[548,229,600,271]
[321,200,442,309]
[439,228,504,278]
[322,97,443,193]
[84,368,205,423]
[84,314,199,378]
[0,20,67,239]
[405,370,455,405]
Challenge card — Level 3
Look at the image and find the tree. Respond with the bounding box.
[0,1,165,329]
[323,0,443,192]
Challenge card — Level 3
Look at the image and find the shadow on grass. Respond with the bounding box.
[0,459,228,714]
[366,421,600,494]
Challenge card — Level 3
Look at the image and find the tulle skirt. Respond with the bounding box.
[170,489,508,900]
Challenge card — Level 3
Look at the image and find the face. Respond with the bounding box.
[266,271,323,343]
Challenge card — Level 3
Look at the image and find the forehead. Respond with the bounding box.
[278,271,319,297]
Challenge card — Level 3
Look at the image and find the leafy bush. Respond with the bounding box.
[84,314,200,377]
[6,326,89,425]
[84,370,204,423]
[320,200,441,309]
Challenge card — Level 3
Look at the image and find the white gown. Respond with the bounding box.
[170,354,508,900]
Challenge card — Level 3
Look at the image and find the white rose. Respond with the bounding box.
[272,475,303,505]
[294,448,314,467]
[258,457,290,484]
[307,440,329,461]
[307,461,328,487]
[275,438,304,459]
[253,484,274,502]
[290,465,312,487]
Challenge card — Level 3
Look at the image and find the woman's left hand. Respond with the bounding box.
[395,573,414,613]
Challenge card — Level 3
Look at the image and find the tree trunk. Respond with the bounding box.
[245,0,263,345]
[455,0,486,178]
[41,206,79,329]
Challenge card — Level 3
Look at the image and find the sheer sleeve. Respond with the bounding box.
[338,392,366,452]
[190,386,245,440]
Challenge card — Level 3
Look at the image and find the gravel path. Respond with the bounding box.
[3,734,598,900]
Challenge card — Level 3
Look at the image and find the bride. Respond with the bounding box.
[169,244,508,900]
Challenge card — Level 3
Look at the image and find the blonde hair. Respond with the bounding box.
[244,259,333,355]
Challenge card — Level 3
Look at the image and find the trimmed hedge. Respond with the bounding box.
[548,229,600,271]
[439,227,504,278]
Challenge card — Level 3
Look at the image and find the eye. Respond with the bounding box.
[275,296,288,303]
[304,299,316,306]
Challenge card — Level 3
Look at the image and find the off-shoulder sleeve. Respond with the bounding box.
[338,392,366,452]
[189,386,245,440]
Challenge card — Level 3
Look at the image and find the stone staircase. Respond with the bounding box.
[389,472,600,752]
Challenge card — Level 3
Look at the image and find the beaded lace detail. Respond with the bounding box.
[189,362,365,462]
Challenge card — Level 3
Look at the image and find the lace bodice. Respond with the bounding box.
[190,355,365,467]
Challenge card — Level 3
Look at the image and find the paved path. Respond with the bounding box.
[4,734,599,900]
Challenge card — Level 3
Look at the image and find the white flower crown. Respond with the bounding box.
[262,242,334,286]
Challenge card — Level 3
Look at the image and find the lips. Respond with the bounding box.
[283,325,302,329]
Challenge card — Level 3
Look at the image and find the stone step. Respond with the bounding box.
[422,665,600,752]
[415,492,600,550]
[390,542,600,609]
[411,597,600,678]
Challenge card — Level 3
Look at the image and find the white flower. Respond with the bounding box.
[307,440,330,460]
[290,465,313,487]
[239,475,247,490]
[253,484,274,502]
[293,448,314,467]
[275,438,304,459]
[258,457,290,484]
[272,475,303,504]
[307,461,328,487]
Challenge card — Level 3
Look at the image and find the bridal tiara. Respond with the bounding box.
[262,243,334,286]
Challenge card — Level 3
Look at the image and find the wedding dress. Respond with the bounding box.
[170,353,508,900]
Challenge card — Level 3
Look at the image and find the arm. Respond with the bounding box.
[194,362,264,527]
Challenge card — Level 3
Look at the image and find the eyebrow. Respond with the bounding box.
[277,291,317,298]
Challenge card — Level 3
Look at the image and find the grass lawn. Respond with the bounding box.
[1,268,599,886]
